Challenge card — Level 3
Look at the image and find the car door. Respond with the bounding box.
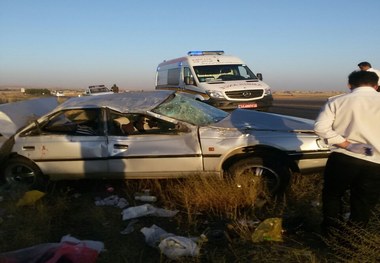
[106,111,203,178]
[15,108,108,178]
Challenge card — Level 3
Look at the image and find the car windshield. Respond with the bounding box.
[152,93,228,126]
[193,64,258,82]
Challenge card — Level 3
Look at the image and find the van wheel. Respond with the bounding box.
[2,157,48,190]
[228,156,290,195]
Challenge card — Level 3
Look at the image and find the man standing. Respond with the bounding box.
[314,70,380,234]
[358,61,380,88]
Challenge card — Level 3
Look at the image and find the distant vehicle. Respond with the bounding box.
[155,51,273,111]
[55,91,65,97]
[84,85,114,96]
[0,90,330,193]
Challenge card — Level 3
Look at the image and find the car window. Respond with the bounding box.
[40,109,103,136]
[108,111,179,136]
[152,93,228,126]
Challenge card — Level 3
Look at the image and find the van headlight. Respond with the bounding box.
[264,88,272,95]
[207,90,225,99]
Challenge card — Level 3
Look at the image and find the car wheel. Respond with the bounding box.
[2,157,47,190]
[228,156,291,195]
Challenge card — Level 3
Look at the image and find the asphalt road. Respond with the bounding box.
[268,97,328,120]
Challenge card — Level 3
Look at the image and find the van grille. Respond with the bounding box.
[225,89,264,99]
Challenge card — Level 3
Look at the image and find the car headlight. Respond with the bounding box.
[207,90,225,99]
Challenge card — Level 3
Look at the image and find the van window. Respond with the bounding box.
[167,68,180,85]
[184,67,195,85]
[194,64,258,82]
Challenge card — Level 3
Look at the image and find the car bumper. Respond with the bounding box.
[206,95,273,111]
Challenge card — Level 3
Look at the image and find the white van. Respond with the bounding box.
[155,51,273,111]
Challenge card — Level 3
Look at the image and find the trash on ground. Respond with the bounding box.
[141,224,200,260]
[159,235,200,260]
[120,219,139,235]
[0,234,104,263]
[141,224,174,247]
[16,190,46,207]
[95,195,128,209]
[122,204,178,220]
[251,217,283,242]
[134,190,157,202]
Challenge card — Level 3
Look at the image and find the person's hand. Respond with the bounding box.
[346,143,374,156]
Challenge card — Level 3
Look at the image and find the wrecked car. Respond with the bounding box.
[0,90,330,192]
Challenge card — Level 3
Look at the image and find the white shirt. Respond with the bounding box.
[314,86,380,164]
[367,68,380,85]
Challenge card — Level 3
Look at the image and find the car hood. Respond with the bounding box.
[0,97,60,139]
[211,109,314,132]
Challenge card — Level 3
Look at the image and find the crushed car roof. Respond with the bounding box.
[0,97,60,138]
[56,90,175,113]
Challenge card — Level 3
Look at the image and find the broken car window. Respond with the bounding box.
[152,93,228,126]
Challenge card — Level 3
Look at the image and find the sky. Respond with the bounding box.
[1,0,379,92]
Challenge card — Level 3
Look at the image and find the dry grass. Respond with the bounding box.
[156,174,269,224]
[323,207,380,263]
[1,174,380,262]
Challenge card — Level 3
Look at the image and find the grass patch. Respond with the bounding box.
[0,175,379,262]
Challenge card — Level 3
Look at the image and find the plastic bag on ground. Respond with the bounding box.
[141,224,200,260]
[16,190,45,207]
[140,224,175,247]
[121,204,178,220]
[251,218,283,242]
[158,236,200,260]
[0,234,104,263]
[95,195,128,209]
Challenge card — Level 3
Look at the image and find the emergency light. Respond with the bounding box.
[187,50,224,56]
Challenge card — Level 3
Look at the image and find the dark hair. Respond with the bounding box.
[348,70,379,88]
[357,61,372,68]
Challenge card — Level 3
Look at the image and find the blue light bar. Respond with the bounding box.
[187,50,224,56]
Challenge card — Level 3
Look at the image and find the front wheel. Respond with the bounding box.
[2,157,47,190]
[228,156,291,195]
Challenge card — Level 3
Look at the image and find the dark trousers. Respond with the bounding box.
[322,152,380,231]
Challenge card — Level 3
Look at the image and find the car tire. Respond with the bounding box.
[2,157,47,190]
[228,156,291,195]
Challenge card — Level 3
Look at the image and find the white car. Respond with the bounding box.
[0,90,330,192]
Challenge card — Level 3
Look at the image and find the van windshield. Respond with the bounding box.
[193,64,258,82]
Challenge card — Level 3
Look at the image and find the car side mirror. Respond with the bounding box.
[256,73,263,81]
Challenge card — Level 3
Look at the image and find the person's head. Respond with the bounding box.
[348,70,379,89]
[357,61,372,71]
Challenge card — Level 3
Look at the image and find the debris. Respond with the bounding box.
[105,185,114,193]
[251,218,283,243]
[120,219,139,235]
[159,236,200,260]
[0,234,104,263]
[135,195,157,202]
[94,195,128,209]
[121,204,178,220]
[140,224,174,247]
[134,189,157,202]
[16,190,45,207]
[140,224,200,260]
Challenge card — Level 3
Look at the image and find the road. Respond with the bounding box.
[268,97,329,120]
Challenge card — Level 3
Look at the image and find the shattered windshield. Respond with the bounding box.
[194,64,258,82]
[152,94,228,126]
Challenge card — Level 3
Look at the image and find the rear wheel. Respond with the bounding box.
[228,156,291,195]
[2,157,47,190]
